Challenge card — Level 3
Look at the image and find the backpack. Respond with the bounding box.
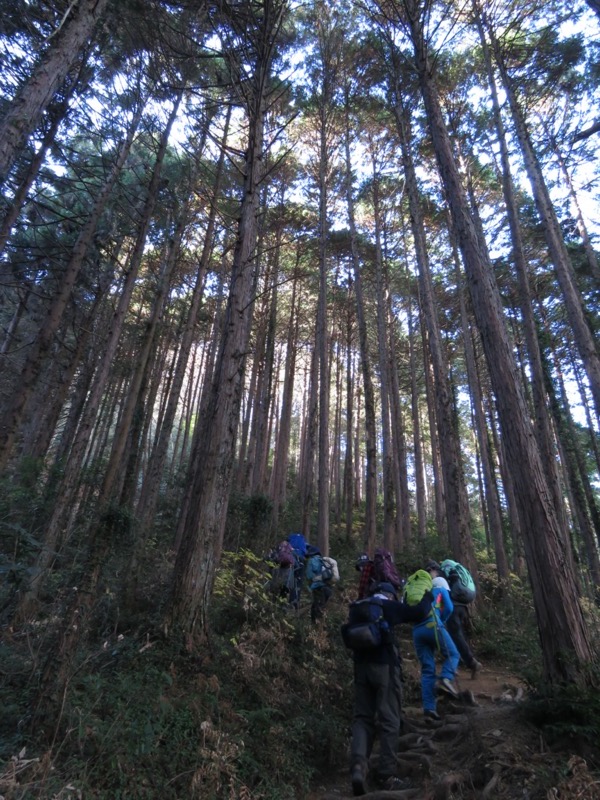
[372,548,401,588]
[403,569,433,605]
[341,598,390,650]
[287,532,307,559]
[322,556,339,583]
[440,559,476,604]
[269,565,296,596]
[274,540,296,568]
[308,554,333,583]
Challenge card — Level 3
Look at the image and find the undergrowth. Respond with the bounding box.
[0,549,354,800]
[1,536,599,798]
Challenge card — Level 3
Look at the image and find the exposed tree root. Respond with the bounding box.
[431,769,471,799]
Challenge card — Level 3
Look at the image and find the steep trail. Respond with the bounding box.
[308,658,600,800]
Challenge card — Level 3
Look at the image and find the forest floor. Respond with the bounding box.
[308,653,600,800]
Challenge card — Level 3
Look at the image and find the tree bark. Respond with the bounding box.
[371,165,396,551]
[0,0,110,186]
[392,85,473,560]
[408,299,427,539]
[489,22,600,424]
[13,98,176,620]
[0,101,144,472]
[459,275,509,581]
[269,256,300,530]
[401,0,593,683]
[168,0,285,637]
[342,89,378,552]
[135,107,229,530]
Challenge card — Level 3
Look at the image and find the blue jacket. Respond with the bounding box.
[413,586,453,631]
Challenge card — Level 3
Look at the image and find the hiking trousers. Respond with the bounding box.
[446,604,476,668]
[350,659,402,780]
[310,585,332,622]
[413,623,459,712]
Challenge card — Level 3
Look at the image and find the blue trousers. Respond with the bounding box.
[413,622,460,712]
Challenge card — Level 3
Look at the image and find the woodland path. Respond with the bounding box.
[308,659,600,800]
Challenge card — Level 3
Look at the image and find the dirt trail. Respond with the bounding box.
[309,659,600,800]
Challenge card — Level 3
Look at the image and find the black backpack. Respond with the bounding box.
[341,598,391,650]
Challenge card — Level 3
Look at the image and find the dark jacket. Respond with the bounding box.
[352,593,432,665]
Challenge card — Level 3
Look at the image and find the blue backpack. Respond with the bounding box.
[341,598,390,650]
[308,554,334,583]
[287,532,307,559]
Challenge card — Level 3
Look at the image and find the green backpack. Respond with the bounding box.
[403,569,433,605]
[440,559,476,604]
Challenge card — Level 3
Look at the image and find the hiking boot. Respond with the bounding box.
[437,677,459,698]
[424,708,441,721]
[383,777,414,791]
[371,773,413,791]
[351,763,367,796]
[470,660,482,679]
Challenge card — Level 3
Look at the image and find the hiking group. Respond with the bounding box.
[266,533,339,622]
[343,551,480,796]
[266,536,480,795]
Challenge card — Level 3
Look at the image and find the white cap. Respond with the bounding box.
[432,576,450,591]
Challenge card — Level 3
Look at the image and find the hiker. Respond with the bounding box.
[355,553,373,599]
[305,545,338,623]
[425,560,482,677]
[287,533,308,609]
[341,581,432,795]
[371,548,402,593]
[266,540,298,607]
[407,567,460,721]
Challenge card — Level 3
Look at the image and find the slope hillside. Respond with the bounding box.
[311,658,600,800]
[1,549,599,800]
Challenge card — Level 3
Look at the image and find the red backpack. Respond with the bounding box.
[274,540,296,568]
[372,548,401,589]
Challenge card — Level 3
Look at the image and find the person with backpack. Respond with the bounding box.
[341,581,432,795]
[266,540,299,608]
[305,545,338,623]
[425,560,482,678]
[406,567,460,722]
[355,553,374,599]
[370,548,402,593]
[287,533,308,609]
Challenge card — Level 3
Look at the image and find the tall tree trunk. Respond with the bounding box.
[371,166,396,551]
[486,16,600,424]
[459,275,509,581]
[342,89,378,552]
[172,264,228,554]
[300,337,319,539]
[408,300,427,539]
[344,304,355,543]
[422,340,445,537]
[0,0,110,186]
[135,107,229,530]
[0,101,145,472]
[251,247,279,495]
[473,6,575,562]
[393,87,473,564]
[0,92,73,257]
[98,237,177,507]
[13,99,176,620]
[388,322,412,547]
[269,259,300,530]
[401,0,592,684]
[168,0,285,637]
[542,351,600,586]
